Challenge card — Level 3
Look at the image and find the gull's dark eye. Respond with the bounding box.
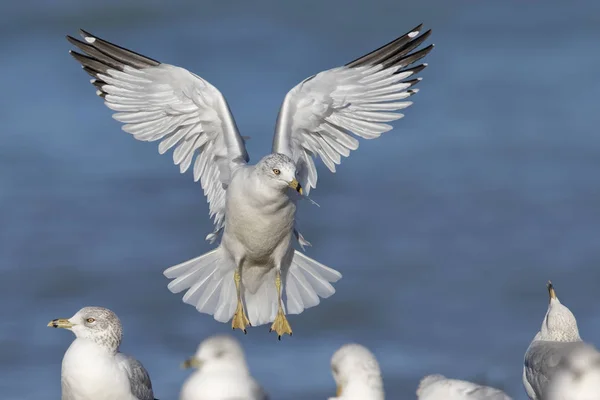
[86,318,95,323]
[273,169,280,175]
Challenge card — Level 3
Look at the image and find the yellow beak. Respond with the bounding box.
[47,318,74,329]
[289,178,303,195]
[181,357,202,369]
[547,281,557,301]
[336,385,342,396]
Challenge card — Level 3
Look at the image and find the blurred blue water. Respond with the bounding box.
[1,0,600,398]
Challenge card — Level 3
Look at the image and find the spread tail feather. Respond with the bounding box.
[243,250,342,326]
[163,248,342,327]
[163,247,237,323]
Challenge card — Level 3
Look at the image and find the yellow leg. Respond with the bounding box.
[231,269,250,334]
[269,269,293,340]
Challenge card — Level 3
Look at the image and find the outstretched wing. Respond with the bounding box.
[115,353,155,400]
[272,24,433,194]
[67,30,249,238]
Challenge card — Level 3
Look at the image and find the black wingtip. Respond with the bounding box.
[345,24,433,69]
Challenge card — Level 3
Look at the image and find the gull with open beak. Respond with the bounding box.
[66,23,433,338]
[48,306,156,400]
[179,335,267,400]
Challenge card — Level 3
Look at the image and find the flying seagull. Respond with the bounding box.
[66,25,433,339]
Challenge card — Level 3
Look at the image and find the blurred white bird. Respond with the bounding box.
[523,281,590,400]
[66,25,433,338]
[328,344,384,400]
[416,374,512,400]
[48,307,155,400]
[547,343,600,400]
[180,335,267,400]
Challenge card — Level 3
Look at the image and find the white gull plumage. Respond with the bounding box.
[179,335,267,400]
[48,307,155,400]
[66,26,433,337]
[547,342,600,400]
[329,344,384,400]
[416,374,512,400]
[523,281,590,400]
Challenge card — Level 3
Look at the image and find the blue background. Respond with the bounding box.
[1,0,600,398]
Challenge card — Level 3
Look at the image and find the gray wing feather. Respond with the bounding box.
[524,340,587,399]
[272,24,433,194]
[115,353,155,400]
[67,30,248,238]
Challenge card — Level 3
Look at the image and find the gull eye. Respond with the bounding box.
[273,169,280,175]
[86,318,96,323]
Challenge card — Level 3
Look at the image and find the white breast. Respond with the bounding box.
[180,371,260,400]
[224,168,295,260]
[61,339,134,400]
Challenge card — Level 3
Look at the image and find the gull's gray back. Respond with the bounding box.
[115,353,155,400]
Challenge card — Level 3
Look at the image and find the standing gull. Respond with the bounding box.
[179,334,267,400]
[66,25,433,338]
[416,375,512,400]
[523,282,588,400]
[329,344,384,400]
[48,306,156,400]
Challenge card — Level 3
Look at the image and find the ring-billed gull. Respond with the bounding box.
[66,25,433,338]
[547,343,600,400]
[416,375,512,400]
[329,344,383,399]
[47,306,156,400]
[179,334,267,400]
[523,281,588,400]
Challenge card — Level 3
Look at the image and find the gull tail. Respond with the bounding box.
[244,250,343,327]
[163,248,342,327]
[163,247,237,323]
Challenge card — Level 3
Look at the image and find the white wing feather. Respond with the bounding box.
[417,375,512,400]
[272,25,433,194]
[68,30,249,239]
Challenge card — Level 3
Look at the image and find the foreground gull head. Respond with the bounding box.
[48,306,155,400]
[523,282,585,400]
[179,335,267,400]
[66,25,433,338]
[548,343,600,400]
[329,344,383,400]
[416,374,512,400]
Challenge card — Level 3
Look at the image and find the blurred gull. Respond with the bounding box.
[416,374,512,400]
[547,342,600,400]
[48,306,155,400]
[66,25,433,338]
[179,334,267,400]
[523,281,589,400]
[329,344,384,400]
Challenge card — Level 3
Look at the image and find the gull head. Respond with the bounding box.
[47,306,123,352]
[182,334,248,373]
[257,153,302,194]
[540,281,581,342]
[330,344,384,399]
